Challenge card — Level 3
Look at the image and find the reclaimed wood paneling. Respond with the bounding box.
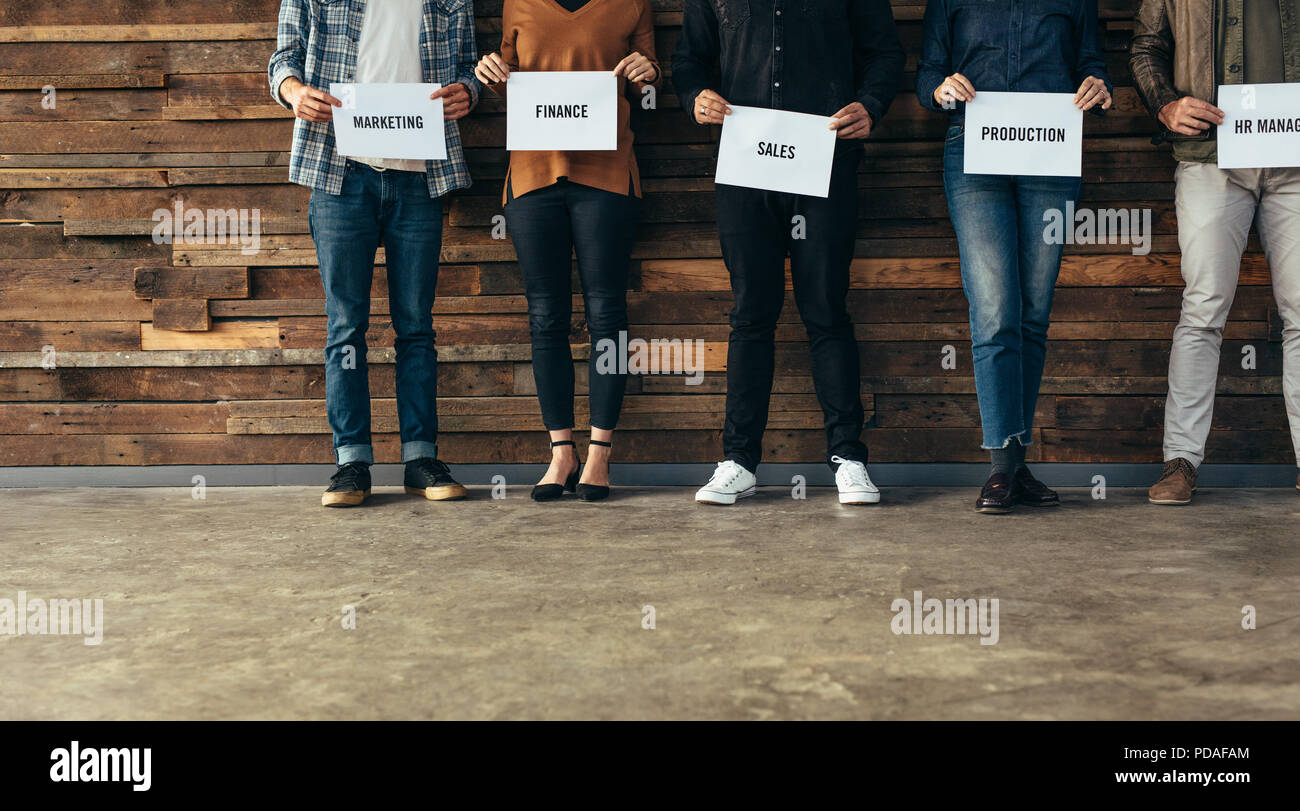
[0,1,1291,466]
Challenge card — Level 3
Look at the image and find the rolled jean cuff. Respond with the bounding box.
[401,440,438,463]
[336,444,374,466]
[980,430,1029,451]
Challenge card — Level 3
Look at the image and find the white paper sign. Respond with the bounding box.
[329,82,447,160]
[506,71,617,151]
[714,105,837,198]
[1217,83,1300,169]
[963,91,1083,177]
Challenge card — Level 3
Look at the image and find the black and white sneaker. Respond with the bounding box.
[404,458,468,501]
[322,462,371,508]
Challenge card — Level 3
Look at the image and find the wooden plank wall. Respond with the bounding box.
[0,0,1290,468]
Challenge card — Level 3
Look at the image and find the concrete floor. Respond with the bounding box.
[2,485,1297,720]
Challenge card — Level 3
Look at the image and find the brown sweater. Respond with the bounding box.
[491,0,660,204]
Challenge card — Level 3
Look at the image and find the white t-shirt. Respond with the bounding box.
[353,0,427,172]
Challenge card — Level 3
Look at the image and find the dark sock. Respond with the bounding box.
[991,446,1016,476]
[991,440,1028,475]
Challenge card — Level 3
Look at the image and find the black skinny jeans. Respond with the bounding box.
[504,179,640,432]
[718,148,869,472]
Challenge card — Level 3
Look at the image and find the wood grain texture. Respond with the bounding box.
[0,1,1293,467]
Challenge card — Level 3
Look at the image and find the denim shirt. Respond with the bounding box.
[916,0,1111,119]
[672,0,906,127]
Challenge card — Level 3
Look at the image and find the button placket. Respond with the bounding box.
[773,3,783,106]
[1008,0,1021,91]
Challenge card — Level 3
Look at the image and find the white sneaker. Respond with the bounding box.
[695,460,757,505]
[833,455,880,505]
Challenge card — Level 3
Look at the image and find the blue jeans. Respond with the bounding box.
[943,125,1081,450]
[308,162,443,465]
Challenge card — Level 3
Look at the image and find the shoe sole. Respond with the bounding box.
[975,504,1013,514]
[696,486,756,506]
[1148,496,1192,505]
[1014,499,1059,508]
[322,489,370,508]
[839,491,881,505]
[405,485,468,501]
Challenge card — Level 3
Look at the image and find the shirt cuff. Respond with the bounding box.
[858,92,887,127]
[457,74,482,108]
[270,66,303,110]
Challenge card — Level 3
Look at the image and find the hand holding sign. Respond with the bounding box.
[281,77,342,123]
[1160,96,1225,136]
[432,83,471,120]
[475,52,512,85]
[934,73,975,109]
[1073,76,1113,112]
[694,89,732,125]
[829,102,872,140]
[613,52,657,84]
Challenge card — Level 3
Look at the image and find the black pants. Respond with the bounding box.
[717,149,868,472]
[505,179,639,431]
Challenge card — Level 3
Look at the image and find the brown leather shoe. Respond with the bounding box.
[976,472,1014,514]
[1148,458,1196,505]
[1011,466,1059,507]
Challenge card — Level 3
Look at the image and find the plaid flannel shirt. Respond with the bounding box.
[268,0,481,198]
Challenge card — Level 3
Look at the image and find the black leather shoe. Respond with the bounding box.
[576,439,612,502]
[1011,466,1059,507]
[532,440,580,502]
[975,472,1014,514]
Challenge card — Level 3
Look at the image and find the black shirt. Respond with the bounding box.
[672,0,905,126]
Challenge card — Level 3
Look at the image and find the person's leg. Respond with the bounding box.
[789,147,868,469]
[1256,167,1300,476]
[1012,172,1081,496]
[382,170,467,501]
[310,162,383,469]
[943,133,1023,453]
[943,128,1022,512]
[717,184,789,475]
[380,170,443,463]
[503,180,580,488]
[1163,163,1260,467]
[567,182,639,488]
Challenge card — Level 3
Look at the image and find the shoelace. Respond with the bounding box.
[709,461,741,487]
[410,458,450,482]
[331,463,366,489]
[831,455,869,487]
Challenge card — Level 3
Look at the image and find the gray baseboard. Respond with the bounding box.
[0,463,1294,488]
